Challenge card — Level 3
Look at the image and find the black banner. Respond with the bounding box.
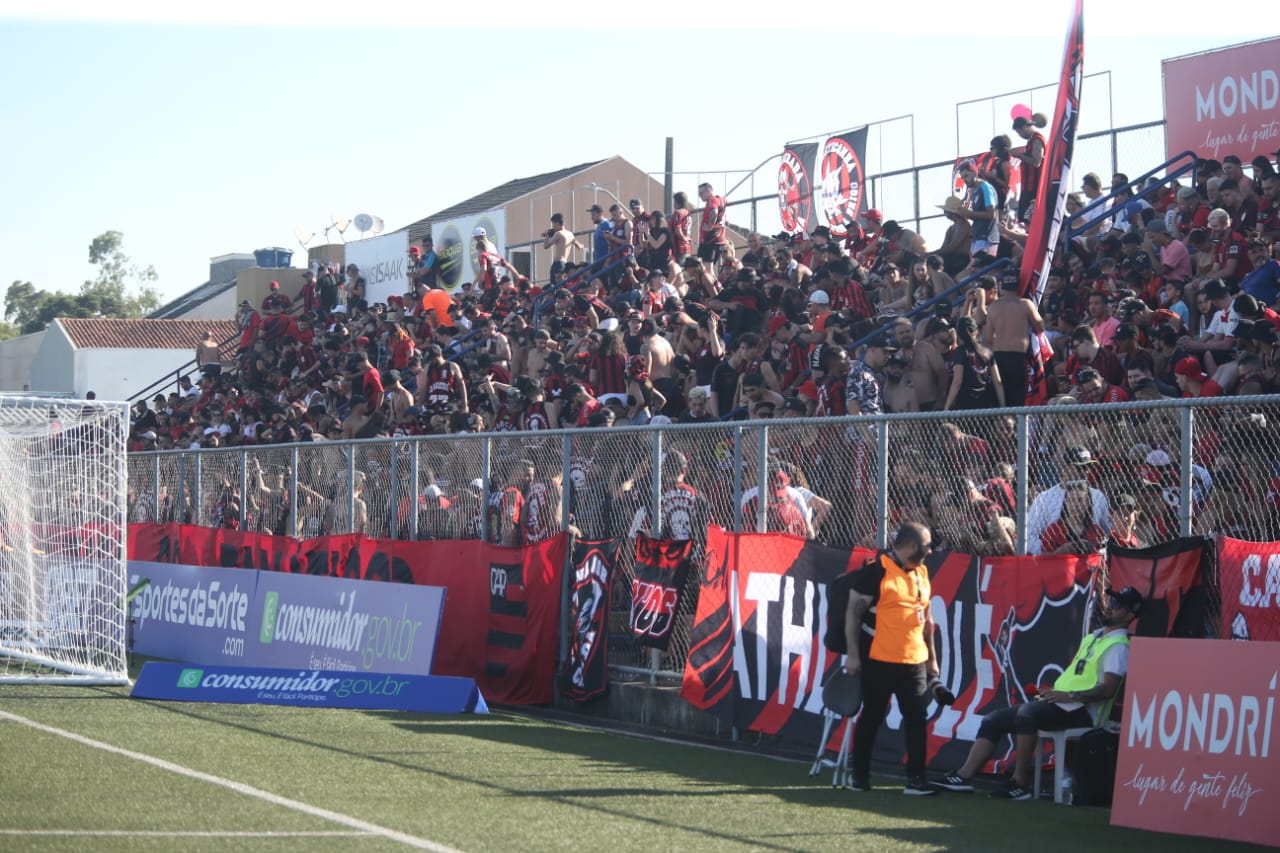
[630,535,693,651]
[1106,537,1211,639]
[818,128,867,238]
[778,143,819,234]
[563,539,616,702]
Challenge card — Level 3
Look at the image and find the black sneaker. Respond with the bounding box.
[990,782,1033,801]
[846,771,871,792]
[935,773,974,792]
[903,776,938,796]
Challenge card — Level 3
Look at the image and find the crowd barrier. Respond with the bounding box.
[127,395,1280,675]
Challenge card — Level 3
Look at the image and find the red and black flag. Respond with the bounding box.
[1021,0,1084,303]
[630,535,694,651]
[778,143,819,235]
[1107,537,1212,638]
[818,129,867,239]
[562,539,617,703]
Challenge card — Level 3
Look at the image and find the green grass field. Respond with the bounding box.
[0,671,1266,853]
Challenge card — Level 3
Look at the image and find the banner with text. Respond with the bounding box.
[1216,537,1280,641]
[778,143,819,235]
[429,209,507,296]
[563,539,616,702]
[630,535,694,651]
[818,128,867,239]
[128,524,566,705]
[343,230,410,307]
[681,528,1097,769]
[1112,638,1278,848]
[1163,37,1280,162]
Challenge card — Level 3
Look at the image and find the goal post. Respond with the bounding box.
[0,395,130,685]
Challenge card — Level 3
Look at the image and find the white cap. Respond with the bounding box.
[470,478,484,490]
[423,484,444,498]
[473,227,486,238]
[808,290,830,304]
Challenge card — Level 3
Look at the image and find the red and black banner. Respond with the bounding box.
[778,143,818,234]
[630,535,694,651]
[1021,0,1084,302]
[563,539,617,702]
[681,527,1100,769]
[1217,537,1280,641]
[950,151,1022,207]
[128,523,566,705]
[1107,537,1211,639]
[818,129,867,239]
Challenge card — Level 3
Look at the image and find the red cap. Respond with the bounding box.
[1174,357,1206,380]
[269,280,280,289]
[356,336,370,346]
[797,379,820,401]
[767,315,790,336]
[409,246,422,256]
[863,209,883,223]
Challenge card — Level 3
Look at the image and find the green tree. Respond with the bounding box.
[2,232,162,334]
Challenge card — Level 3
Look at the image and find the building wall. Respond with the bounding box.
[236,267,308,315]
[76,347,196,402]
[0,331,47,393]
[28,326,75,395]
[171,287,239,323]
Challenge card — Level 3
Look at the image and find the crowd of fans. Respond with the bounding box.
[127,148,1280,553]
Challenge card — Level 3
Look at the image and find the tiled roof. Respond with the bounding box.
[57,318,239,353]
[403,159,607,242]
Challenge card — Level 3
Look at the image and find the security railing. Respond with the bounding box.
[128,393,1280,675]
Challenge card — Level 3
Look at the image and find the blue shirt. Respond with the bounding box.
[593,220,613,264]
[1241,259,1280,306]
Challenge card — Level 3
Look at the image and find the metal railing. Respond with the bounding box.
[127,393,1279,676]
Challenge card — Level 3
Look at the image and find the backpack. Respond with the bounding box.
[1072,727,1120,806]
[824,561,870,654]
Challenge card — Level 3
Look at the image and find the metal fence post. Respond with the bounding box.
[732,425,744,532]
[389,440,400,540]
[288,446,299,539]
[191,452,202,527]
[560,434,573,533]
[239,450,249,531]
[756,425,769,534]
[346,447,356,535]
[410,439,421,541]
[876,419,889,550]
[1015,413,1029,555]
[480,435,492,543]
[151,454,161,522]
[651,430,663,535]
[1180,407,1194,537]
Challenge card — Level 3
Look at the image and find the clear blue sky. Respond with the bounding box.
[0,1,1244,314]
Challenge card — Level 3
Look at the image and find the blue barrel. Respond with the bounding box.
[253,247,293,268]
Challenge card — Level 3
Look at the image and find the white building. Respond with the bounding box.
[28,318,237,402]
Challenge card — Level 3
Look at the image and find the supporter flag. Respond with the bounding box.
[1020,0,1084,303]
[1106,537,1212,638]
[630,535,694,651]
[950,152,1022,208]
[563,539,617,702]
[818,129,867,238]
[1217,537,1280,641]
[778,143,819,234]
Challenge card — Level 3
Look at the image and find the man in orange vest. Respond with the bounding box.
[843,521,939,795]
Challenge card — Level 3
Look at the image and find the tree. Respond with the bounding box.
[3,232,162,334]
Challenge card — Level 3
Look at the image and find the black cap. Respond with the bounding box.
[1106,586,1144,616]
[1062,446,1097,466]
[866,333,900,352]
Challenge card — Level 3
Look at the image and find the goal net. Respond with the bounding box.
[0,396,129,684]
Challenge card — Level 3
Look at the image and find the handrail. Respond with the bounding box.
[1065,150,1199,241]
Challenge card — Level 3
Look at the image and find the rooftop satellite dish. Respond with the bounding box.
[324,212,349,243]
[353,213,375,234]
[293,225,314,249]
[370,216,385,235]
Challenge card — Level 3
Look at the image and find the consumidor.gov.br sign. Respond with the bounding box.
[1112,638,1279,848]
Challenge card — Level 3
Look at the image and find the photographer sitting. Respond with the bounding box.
[937,587,1142,800]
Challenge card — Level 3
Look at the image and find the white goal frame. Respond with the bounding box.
[0,395,130,685]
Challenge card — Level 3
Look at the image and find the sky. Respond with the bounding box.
[0,0,1254,317]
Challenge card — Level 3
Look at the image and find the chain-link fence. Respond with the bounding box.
[129,394,1278,674]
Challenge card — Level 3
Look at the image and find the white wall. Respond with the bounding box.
[0,331,46,392]
[172,287,238,322]
[76,348,197,402]
[29,326,75,395]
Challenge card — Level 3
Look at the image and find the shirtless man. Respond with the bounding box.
[383,370,415,423]
[341,396,373,440]
[911,317,955,412]
[525,328,556,377]
[542,213,582,285]
[984,273,1044,409]
[640,318,675,379]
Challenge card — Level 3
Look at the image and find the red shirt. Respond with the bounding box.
[670,209,693,256]
[700,196,727,244]
[1212,231,1253,283]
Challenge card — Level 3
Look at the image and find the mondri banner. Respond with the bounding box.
[343,230,410,307]
[681,527,1099,770]
[429,209,507,296]
[1162,37,1280,162]
[131,661,488,714]
[128,523,566,705]
[1111,638,1278,848]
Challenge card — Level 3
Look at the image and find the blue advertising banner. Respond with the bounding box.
[126,562,446,675]
[131,662,487,713]
[128,562,259,665]
[250,571,445,676]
